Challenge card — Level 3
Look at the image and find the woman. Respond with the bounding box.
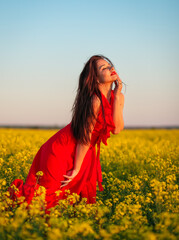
[9,55,125,211]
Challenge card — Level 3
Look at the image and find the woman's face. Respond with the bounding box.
[96,59,117,84]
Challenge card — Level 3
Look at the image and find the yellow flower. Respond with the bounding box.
[36,171,44,177]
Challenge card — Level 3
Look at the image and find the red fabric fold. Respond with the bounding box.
[92,90,116,192]
[8,179,40,205]
[8,90,115,210]
[96,142,104,191]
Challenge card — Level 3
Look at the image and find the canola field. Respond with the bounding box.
[0,128,178,240]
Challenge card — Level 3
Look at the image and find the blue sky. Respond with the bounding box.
[0,0,179,127]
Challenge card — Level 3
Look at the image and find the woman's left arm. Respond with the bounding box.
[112,75,125,134]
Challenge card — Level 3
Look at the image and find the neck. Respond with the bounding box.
[98,82,113,102]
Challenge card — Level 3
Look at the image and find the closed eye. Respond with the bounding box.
[102,65,111,70]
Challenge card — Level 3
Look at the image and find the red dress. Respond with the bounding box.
[9,90,115,211]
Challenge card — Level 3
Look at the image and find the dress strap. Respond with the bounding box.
[96,141,104,191]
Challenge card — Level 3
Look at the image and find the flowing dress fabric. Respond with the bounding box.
[9,90,115,210]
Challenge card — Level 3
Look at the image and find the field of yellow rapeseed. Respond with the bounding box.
[0,128,178,240]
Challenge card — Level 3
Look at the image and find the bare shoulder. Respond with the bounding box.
[92,94,101,115]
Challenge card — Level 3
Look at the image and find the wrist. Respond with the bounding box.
[114,93,121,100]
[73,168,80,174]
[114,93,124,106]
[114,90,123,99]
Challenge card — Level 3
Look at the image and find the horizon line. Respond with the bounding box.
[0,124,178,130]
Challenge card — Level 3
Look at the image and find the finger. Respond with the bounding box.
[61,179,71,183]
[60,183,68,188]
[63,175,73,179]
[118,82,122,88]
[60,180,71,188]
[118,79,122,84]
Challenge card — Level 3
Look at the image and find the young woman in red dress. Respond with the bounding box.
[9,55,125,211]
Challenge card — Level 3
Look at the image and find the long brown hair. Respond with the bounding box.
[71,55,114,144]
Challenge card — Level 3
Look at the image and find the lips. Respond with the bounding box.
[111,71,116,76]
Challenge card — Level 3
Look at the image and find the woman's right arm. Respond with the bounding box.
[60,95,101,188]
